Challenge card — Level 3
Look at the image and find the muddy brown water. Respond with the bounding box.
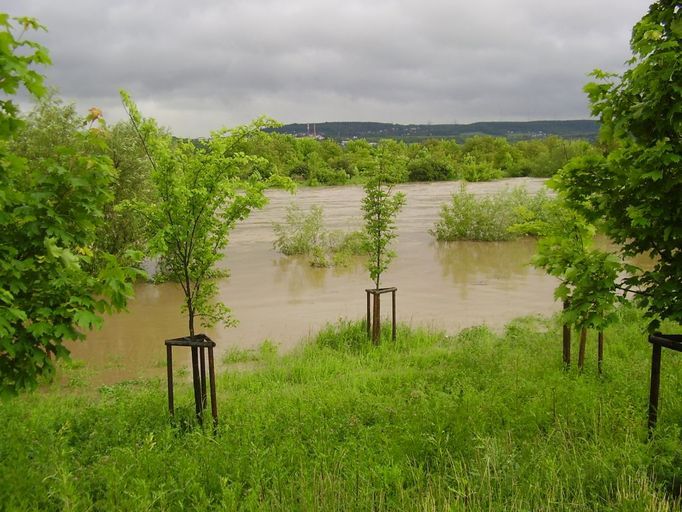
[68,178,560,384]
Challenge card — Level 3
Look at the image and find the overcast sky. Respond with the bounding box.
[6,0,651,137]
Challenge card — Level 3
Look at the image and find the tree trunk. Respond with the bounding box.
[375,205,381,290]
[578,328,587,370]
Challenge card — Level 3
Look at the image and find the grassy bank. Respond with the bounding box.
[2,308,682,510]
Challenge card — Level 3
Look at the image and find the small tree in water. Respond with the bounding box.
[362,149,406,342]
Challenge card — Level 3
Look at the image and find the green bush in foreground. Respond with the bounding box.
[431,185,555,241]
[1,307,682,510]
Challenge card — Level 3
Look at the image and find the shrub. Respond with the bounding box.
[431,186,555,241]
[407,158,453,182]
[458,154,504,182]
[272,203,364,267]
[273,203,325,256]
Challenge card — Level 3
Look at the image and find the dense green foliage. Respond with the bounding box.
[520,202,625,332]
[10,96,153,257]
[0,14,49,135]
[2,309,682,510]
[0,16,141,395]
[272,203,364,267]
[234,132,596,186]
[362,150,406,289]
[99,120,154,255]
[555,0,682,327]
[120,92,292,337]
[431,186,554,242]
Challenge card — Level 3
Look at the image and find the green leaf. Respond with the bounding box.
[73,310,103,330]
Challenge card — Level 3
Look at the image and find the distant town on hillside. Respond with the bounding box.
[271,120,599,142]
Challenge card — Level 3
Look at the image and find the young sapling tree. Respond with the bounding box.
[121,91,292,416]
[361,148,406,343]
[520,201,624,371]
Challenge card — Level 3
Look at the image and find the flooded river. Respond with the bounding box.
[69,178,560,384]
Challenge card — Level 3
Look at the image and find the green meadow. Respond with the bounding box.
[2,307,682,511]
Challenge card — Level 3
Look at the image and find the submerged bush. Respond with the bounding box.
[431,186,555,241]
[273,203,364,267]
[273,203,325,256]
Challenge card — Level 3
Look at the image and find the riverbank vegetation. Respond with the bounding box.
[0,17,143,393]
[2,1,681,509]
[2,307,682,510]
[431,186,555,242]
[273,203,364,267]
[234,131,597,186]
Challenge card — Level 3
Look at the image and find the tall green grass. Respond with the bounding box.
[1,306,681,510]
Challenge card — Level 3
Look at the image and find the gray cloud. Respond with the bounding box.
[5,0,651,136]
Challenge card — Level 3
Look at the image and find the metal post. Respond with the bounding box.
[166,345,174,416]
[648,342,662,435]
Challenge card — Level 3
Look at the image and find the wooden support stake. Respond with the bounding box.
[365,287,397,345]
[190,346,203,424]
[166,344,174,416]
[366,290,371,337]
[597,330,604,375]
[165,335,218,429]
[208,346,218,431]
[200,346,207,409]
[372,292,381,344]
[391,289,396,341]
[648,342,662,435]
[578,328,587,370]
[562,301,571,367]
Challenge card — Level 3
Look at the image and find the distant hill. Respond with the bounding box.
[271,120,599,142]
